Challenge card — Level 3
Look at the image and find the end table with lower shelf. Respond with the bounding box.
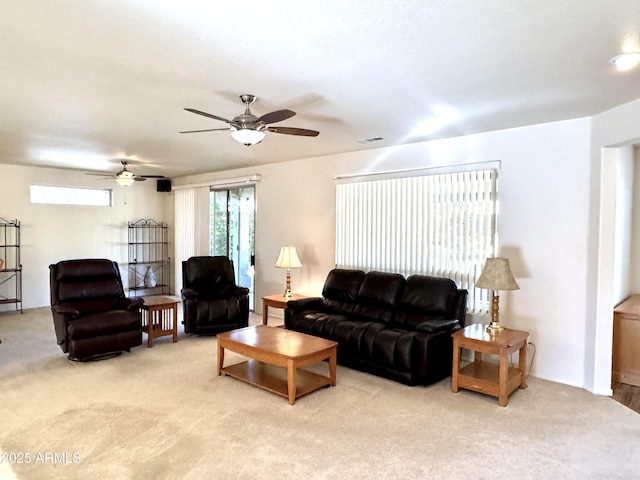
[262,294,308,325]
[452,323,529,407]
[140,295,180,347]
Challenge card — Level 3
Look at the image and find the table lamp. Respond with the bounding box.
[275,246,302,297]
[475,257,519,333]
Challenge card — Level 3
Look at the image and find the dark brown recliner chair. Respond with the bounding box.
[181,256,250,335]
[49,259,143,361]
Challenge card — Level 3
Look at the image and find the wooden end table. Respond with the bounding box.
[217,325,337,405]
[140,295,180,347]
[262,293,308,325]
[452,323,529,407]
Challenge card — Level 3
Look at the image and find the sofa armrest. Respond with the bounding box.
[415,318,460,334]
[286,297,324,311]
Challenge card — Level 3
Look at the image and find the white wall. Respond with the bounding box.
[630,147,640,292]
[0,164,170,310]
[612,147,634,302]
[174,117,593,388]
[587,97,640,394]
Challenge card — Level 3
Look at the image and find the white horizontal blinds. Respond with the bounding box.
[335,169,497,313]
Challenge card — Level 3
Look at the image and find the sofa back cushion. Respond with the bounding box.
[352,271,406,323]
[394,275,458,329]
[321,269,365,314]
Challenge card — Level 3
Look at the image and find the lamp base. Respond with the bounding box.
[486,321,504,333]
[486,291,504,333]
[282,269,293,298]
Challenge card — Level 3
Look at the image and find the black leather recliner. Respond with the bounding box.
[285,268,467,386]
[49,259,143,361]
[181,256,250,335]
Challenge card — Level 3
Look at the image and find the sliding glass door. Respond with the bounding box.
[210,186,255,309]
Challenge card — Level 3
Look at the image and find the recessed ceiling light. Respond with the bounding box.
[609,52,640,72]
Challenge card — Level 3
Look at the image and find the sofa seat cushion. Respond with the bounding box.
[370,328,416,373]
[68,310,141,340]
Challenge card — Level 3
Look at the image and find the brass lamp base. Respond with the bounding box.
[486,291,504,333]
[282,269,293,298]
[486,321,504,333]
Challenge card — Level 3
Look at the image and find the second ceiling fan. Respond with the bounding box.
[180,94,320,146]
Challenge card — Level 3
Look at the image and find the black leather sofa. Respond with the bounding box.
[285,269,467,385]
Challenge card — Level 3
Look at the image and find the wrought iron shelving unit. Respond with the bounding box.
[0,217,22,313]
[128,219,170,296]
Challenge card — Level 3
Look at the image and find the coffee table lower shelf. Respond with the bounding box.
[221,359,332,402]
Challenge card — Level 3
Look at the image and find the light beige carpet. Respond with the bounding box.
[0,307,638,480]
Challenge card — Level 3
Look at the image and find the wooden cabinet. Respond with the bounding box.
[613,295,640,387]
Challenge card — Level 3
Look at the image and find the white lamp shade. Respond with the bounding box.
[475,257,519,291]
[231,127,266,146]
[275,246,302,269]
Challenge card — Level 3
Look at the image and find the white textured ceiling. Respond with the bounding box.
[1,0,639,178]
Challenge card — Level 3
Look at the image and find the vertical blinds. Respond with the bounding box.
[335,169,497,312]
[173,186,210,292]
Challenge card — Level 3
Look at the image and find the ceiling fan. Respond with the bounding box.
[180,94,320,146]
[85,161,165,186]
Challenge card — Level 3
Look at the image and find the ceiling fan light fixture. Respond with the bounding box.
[231,126,265,146]
[609,52,640,71]
[115,170,135,186]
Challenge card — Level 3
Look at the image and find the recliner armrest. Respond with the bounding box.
[235,286,250,296]
[181,288,199,298]
[286,297,324,311]
[51,303,80,319]
[415,318,460,334]
[116,297,144,312]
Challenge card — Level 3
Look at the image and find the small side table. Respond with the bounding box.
[141,295,180,347]
[262,294,308,325]
[452,323,529,407]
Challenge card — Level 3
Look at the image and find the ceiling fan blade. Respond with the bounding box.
[85,172,113,177]
[184,108,232,124]
[133,177,147,182]
[256,109,296,124]
[267,126,320,137]
[179,128,231,134]
[139,175,165,179]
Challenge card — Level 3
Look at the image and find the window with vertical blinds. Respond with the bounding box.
[173,186,211,292]
[335,169,497,313]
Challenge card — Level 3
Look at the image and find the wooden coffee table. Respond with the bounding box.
[217,325,337,405]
